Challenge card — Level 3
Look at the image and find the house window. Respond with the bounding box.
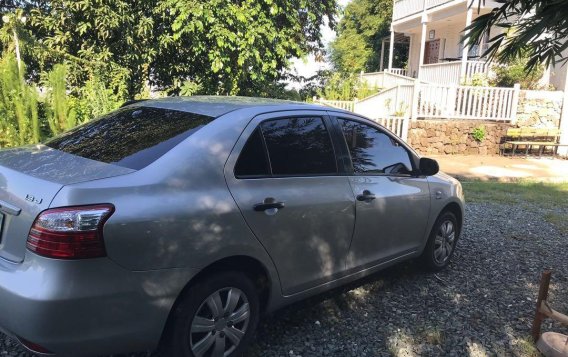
[458,32,489,58]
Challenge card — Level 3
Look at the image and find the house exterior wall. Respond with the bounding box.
[549,49,568,91]
[403,16,503,78]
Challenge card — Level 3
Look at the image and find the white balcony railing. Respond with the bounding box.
[385,68,408,76]
[393,0,455,21]
[464,61,492,82]
[419,60,491,85]
[420,62,462,85]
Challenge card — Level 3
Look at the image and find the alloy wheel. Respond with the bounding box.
[433,220,456,265]
[189,287,250,357]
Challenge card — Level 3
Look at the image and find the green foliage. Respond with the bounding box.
[464,73,490,87]
[21,0,337,98]
[317,72,379,101]
[471,126,486,142]
[466,0,568,73]
[178,80,204,97]
[0,54,39,147]
[0,1,340,147]
[318,73,358,100]
[0,52,124,148]
[330,0,406,73]
[491,57,544,89]
[74,74,124,123]
[43,64,76,135]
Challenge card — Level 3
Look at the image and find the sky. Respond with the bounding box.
[288,0,351,86]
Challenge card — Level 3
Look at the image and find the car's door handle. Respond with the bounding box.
[356,190,376,202]
[253,200,285,212]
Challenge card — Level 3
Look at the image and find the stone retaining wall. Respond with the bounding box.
[515,90,563,128]
[407,90,564,156]
[407,120,512,155]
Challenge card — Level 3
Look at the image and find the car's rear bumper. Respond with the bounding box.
[0,253,197,356]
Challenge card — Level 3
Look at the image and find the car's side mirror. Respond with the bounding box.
[419,157,439,176]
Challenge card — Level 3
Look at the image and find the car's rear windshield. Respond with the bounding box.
[45,106,214,170]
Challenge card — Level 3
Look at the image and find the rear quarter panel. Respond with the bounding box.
[49,108,278,278]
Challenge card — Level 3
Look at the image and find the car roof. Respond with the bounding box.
[127,95,344,118]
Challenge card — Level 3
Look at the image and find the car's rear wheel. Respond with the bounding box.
[160,271,259,357]
[420,211,460,271]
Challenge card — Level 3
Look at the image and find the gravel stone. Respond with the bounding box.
[2,202,566,356]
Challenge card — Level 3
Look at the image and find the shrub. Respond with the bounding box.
[0,54,40,147]
[317,72,379,101]
[471,126,486,142]
[491,57,544,89]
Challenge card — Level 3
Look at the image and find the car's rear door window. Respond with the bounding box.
[45,106,214,170]
[338,119,413,175]
[234,128,271,178]
[260,117,337,176]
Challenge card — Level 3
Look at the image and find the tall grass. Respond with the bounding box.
[0,54,124,148]
[0,54,39,146]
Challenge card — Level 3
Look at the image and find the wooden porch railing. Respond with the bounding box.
[354,85,414,120]
[360,71,415,89]
[373,117,409,140]
[464,61,492,82]
[417,83,520,121]
[419,62,462,85]
[313,96,410,141]
[419,60,492,85]
[385,68,408,77]
[313,98,355,112]
[393,0,454,20]
[314,81,520,141]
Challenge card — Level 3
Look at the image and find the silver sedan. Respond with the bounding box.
[0,96,464,357]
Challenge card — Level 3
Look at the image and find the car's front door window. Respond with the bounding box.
[338,119,413,175]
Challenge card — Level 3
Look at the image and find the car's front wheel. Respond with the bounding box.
[420,211,460,271]
[161,271,259,357]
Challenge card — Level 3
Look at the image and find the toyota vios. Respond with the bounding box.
[0,96,464,356]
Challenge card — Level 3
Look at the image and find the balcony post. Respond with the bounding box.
[380,38,386,72]
[407,35,413,77]
[417,14,428,80]
[388,25,395,72]
[461,8,473,81]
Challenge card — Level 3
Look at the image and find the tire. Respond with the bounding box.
[159,271,260,357]
[420,211,460,271]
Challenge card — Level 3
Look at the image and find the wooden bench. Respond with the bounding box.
[500,127,567,157]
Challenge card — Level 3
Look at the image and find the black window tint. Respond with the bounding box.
[260,117,337,176]
[45,107,214,170]
[339,119,413,175]
[235,128,270,177]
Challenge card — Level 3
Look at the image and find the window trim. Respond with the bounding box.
[233,114,342,179]
[330,115,418,178]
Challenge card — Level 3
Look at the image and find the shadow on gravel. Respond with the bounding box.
[247,202,568,357]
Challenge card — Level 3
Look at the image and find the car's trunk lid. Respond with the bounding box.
[0,145,134,263]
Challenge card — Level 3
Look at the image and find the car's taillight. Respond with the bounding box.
[26,204,114,259]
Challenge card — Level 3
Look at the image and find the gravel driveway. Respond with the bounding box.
[2,201,567,357]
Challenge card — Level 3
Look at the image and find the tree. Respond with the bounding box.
[466,0,568,71]
[330,0,394,73]
[9,0,337,98]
